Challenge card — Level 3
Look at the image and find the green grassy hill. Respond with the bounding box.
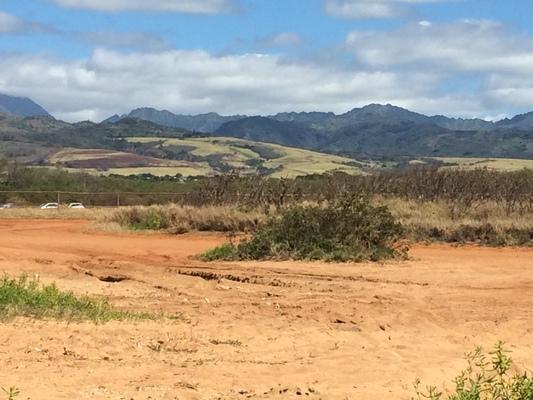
[47,137,371,178]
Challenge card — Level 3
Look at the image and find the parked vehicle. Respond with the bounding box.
[40,203,59,209]
[1,203,15,209]
[68,203,85,209]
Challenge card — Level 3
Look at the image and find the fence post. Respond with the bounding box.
[57,191,60,206]
[117,192,120,207]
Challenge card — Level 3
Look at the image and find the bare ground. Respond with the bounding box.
[0,219,532,400]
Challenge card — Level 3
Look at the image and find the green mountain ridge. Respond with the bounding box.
[2,93,533,171]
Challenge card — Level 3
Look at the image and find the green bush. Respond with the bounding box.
[202,196,406,262]
[414,342,533,400]
[0,275,153,322]
[200,243,239,261]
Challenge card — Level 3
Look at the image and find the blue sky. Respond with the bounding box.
[1,0,533,121]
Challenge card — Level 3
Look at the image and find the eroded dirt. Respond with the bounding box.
[0,219,532,399]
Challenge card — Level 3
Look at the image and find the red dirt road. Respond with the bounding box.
[0,219,532,399]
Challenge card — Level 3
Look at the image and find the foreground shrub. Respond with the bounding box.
[201,196,406,262]
[0,275,153,322]
[414,342,533,400]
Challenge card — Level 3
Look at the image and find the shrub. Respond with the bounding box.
[413,342,533,400]
[0,275,153,322]
[201,195,406,262]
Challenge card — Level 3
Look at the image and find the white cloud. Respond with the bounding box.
[50,0,237,14]
[324,0,452,19]
[4,18,533,122]
[0,48,451,122]
[0,11,53,33]
[344,19,533,112]
[346,19,533,75]
[256,32,304,48]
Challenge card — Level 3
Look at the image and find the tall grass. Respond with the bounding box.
[383,198,533,246]
[0,275,153,322]
[102,204,264,233]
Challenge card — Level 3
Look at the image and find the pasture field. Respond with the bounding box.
[126,136,370,177]
[0,219,531,399]
[44,138,369,178]
[423,157,533,171]
[47,148,212,177]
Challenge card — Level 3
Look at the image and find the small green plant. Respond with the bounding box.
[1,387,19,400]
[0,275,154,322]
[200,195,406,262]
[200,243,239,261]
[413,342,533,400]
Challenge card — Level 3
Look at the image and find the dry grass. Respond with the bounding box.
[3,200,532,246]
[101,204,265,234]
[382,197,533,246]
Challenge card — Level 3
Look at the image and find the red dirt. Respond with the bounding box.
[0,219,532,399]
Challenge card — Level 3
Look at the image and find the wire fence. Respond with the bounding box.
[0,190,194,207]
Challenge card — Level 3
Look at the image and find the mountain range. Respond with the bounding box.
[106,104,533,133]
[2,92,533,161]
[104,104,533,159]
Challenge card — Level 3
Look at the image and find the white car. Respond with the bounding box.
[40,203,59,209]
[68,203,85,209]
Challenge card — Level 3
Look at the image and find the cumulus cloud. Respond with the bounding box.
[256,32,304,48]
[346,19,533,75]
[4,17,533,121]
[50,0,237,14]
[0,48,453,122]
[345,19,533,113]
[324,0,451,19]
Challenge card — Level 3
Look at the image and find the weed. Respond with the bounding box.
[0,275,154,322]
[413,342,533,400]
[1,388,19,400]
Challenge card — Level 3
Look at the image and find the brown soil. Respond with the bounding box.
[0,219,532,400]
